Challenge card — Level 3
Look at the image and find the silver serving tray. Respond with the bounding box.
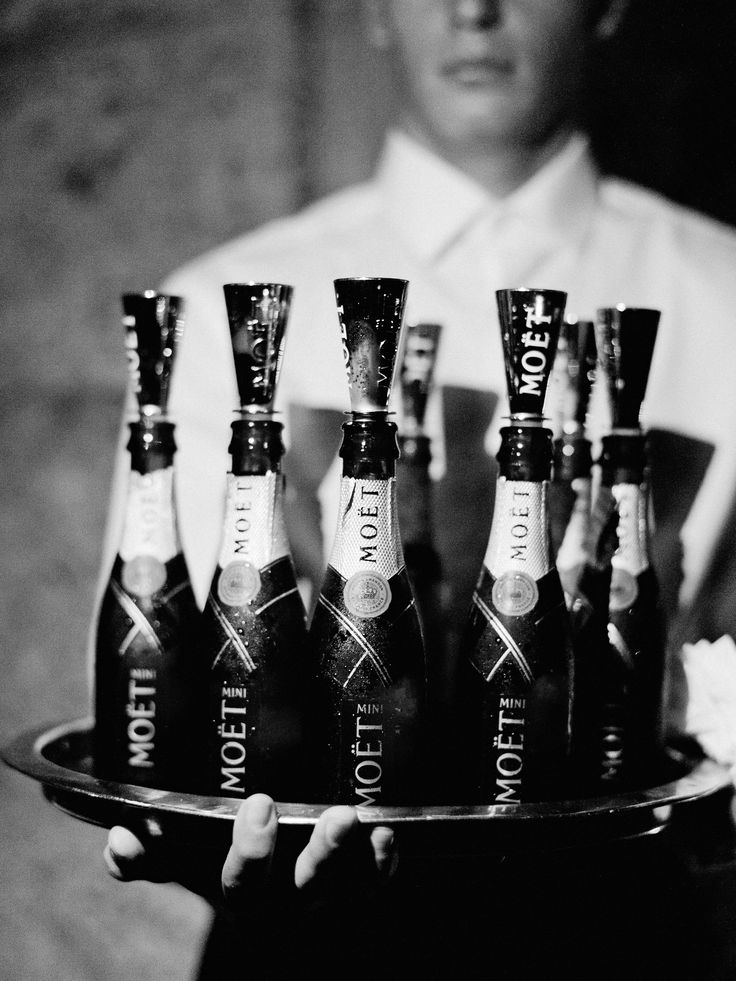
[3,718,731,854]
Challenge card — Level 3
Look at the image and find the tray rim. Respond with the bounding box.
[2,717,732,830]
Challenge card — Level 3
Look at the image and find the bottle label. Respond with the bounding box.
[126,668,157,769]
[483,479,552,581]
[121,556,167,598]
[348,698,389,808]
[218,561,262,607]
[216,683,248,794]
[491,572,539,617]
[119,468,178,593]
[556,476,592,573]
[328,478,403,583]
[218,473,290,573]
[610,483,649,611]
[344,571,392,618]
[491,695,527,803]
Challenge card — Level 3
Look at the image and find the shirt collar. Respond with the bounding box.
[376,128,599,262]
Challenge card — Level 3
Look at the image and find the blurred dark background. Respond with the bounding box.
[1,1,735,978]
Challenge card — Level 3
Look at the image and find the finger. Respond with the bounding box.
[370,825,399,879]
[104,824,223,902]
[293,805,360,891]
[221,794,278,908]
[104,826,154,882]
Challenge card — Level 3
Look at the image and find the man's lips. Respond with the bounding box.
[441,56,515,85]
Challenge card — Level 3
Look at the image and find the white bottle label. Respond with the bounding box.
[216,473,289,606]
[610,483,650,611]
[119,467,177,560]
[484,478,552,583]
[218,473,289,568]
[328,478,402,617]
[119,468,178,598]
[610,484,649,576]
[556,476,592,573]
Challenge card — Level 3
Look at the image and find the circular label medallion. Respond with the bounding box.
[218,560,262,607]
[343,571,392,619]
[122,556,166,598]
[609,569,638,612]
[491,571,539,617]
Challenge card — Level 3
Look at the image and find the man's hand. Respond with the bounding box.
[103,794,398,910]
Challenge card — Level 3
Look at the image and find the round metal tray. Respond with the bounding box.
[3,718,732,854]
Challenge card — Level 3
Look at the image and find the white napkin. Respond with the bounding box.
[682,634,736,779]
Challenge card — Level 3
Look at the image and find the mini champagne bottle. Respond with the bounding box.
[396,323,451,798]
[308,278,426,806]
[396,322,443,666]
[548,318,597,593]
[200,283,308,800]
[574,306,665,788]
[459,288,574,803]
[94,292,201,789]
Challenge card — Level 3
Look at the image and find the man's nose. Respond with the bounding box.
[449,0,501,30]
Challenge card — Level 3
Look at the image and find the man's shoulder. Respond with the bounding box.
[599,175,736,261]
[162,180,378,293]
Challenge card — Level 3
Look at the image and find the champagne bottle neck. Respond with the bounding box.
[497,425,552,482]
[229,418,284,475]
[398,433,431,469]
[552,433,592,482]
[598,432,647,486]
[127,418,176,474]
[397,434,433,550]
[340,415,399,479]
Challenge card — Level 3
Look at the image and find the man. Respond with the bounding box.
[113,0,736,639]
[105,2,736,976]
